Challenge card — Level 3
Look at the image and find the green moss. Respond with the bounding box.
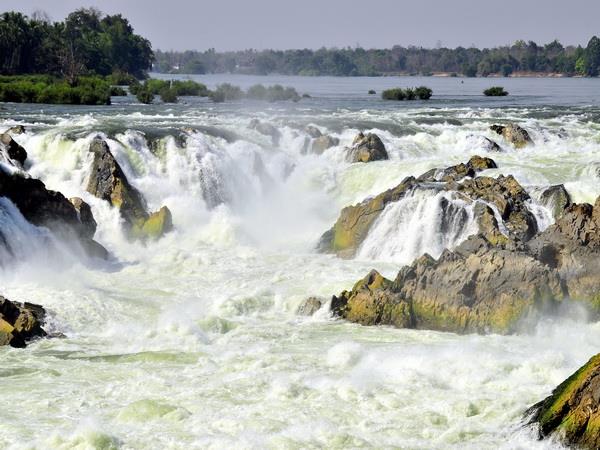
[130,206,173,240]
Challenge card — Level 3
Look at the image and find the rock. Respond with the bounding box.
[69,197,97,239]
[332,243,564,334]
[526,353,600,449]
[297,297,323,316]
[454,175,538,241]
[490,123,533,148]
[467,135,501,152]
[0,296,46,348]
[6,125,25,135]
[312,135,339,154]
[249,119,281,146]
[540,185,571,221]
[305,126,322,138]
[347,132,389,163]
[319,156,536,257]
[528,197,600,313]
[0,132,27,166]
[418,155,497,182]
[86,138,171,240]
[132,205,173,240]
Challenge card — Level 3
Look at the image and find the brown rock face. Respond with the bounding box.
[527,353,600,449]
[347,132,389,163]
[0,296,46,348]
[490,123,533,148]
[331,242,564,334]
[86,138,172,240]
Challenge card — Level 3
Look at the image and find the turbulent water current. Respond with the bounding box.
[1,75,600,449]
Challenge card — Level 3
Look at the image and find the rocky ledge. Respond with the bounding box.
[527,354,600,449]
[311,156,600,334]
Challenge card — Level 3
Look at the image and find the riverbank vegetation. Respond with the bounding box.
[382,87,432,101]
[484,86,509,96]
[155,37,600,78]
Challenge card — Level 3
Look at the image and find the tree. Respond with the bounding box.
[585,36,600,76]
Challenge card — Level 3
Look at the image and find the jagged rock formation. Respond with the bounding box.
[527,353,600,449]
[319,156,517,258]
[0,296,46,348]
[327,194,600,334]
[540,184,571,221]
[0,132,27,166]
[490,123,533,148]
[346,132,388,163]
[86,138,172,240]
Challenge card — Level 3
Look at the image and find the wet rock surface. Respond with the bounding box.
[0,296,46,348]
[490,123,533,148]
[527,353,600,449]
[346,132,389,163]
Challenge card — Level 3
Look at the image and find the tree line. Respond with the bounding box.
[154,38,600,77]
[0,9,153,82]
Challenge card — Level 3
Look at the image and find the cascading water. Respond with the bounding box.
[2,76,600,449]
[357,188,479,263]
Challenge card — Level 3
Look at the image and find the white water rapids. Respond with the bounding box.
[1,77,600,449]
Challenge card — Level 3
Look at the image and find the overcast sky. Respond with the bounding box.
[3,0,599,51]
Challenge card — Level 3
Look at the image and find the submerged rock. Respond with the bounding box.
[305,125,322,138]
[297,297,323,316]
[86,138,172,240]
[249,119,281,146]
[527,353,600,449]
[467,135,502,152]
[312,135,339,154]
[0,296,46,348]
[347,132,388,163]
[490,123,533,148]
[6,125,25,135]
[0,132,27,166]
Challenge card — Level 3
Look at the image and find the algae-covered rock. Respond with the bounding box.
[0,296,46,348]
[527,353,600,449]
[86,138,172,240]
[331,242,564,334]
[490,123,533,148]
[132,206,173,240]
[347,132,388,163]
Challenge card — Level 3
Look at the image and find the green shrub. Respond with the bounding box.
[213,83,244,101]
[415,86,433,99]
[110,86,127,96]
[160,87,178,103]
[247,84,268,100]
[483,86,509,96]
[108,71,138,86]
[382,88,406,100]
[209,90,225,103]
[171,80,208,96]
[136,88,154,104]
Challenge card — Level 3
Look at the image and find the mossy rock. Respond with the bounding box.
[527,353,600,449]
[131,206,173,240]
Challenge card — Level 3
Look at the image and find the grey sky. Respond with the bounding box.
[3,0,599,51]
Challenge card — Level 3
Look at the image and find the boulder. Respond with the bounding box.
[331,243,564,334]
[540,184,571,221]
[312,135,339,154]
[490,123,533,148]
[527,353,600,449]
[297,297,323,316]
[0,296,46,348]
[467,135,501,152]
[0,132,27,166]
[86,138,172,240]
[249,119,281,146]
[347,132,388,163]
